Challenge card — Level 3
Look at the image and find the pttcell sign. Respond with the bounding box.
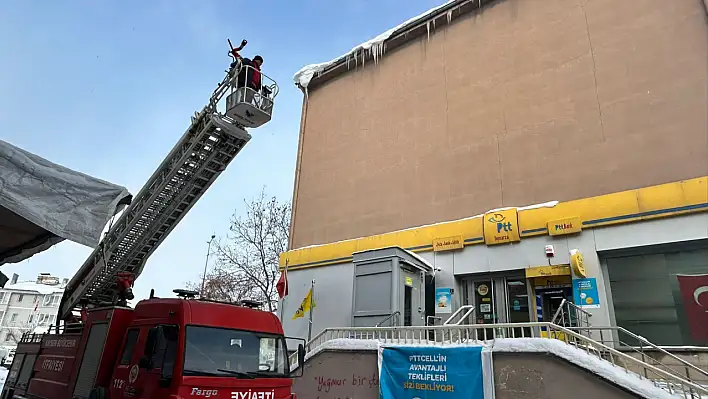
[379,345,485,398]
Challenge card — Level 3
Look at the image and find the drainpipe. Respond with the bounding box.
[287,84,309,250]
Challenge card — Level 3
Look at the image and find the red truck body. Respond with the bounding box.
[1,297,302,399]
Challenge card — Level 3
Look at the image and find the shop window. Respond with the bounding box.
[606,247,708,346]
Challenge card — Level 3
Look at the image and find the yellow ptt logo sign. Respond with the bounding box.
[483,209,520,245]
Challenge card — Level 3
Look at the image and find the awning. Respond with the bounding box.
[0,139,132,265]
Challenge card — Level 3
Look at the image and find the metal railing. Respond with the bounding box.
[375,311,400,327]
[552,298,592,329]
[443,305,475,325]
[566,325,708,388]
[294,322,708,398]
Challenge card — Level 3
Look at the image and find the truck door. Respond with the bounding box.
[133,325,179,399]
[110,328,141,397]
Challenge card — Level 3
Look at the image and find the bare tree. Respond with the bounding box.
[190,188,290,312]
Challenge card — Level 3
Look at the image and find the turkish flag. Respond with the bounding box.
[276,269,288,299]
[676,274,708,343]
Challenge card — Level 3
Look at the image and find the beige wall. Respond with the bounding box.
[291,0,708,248]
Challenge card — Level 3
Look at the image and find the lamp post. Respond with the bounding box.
[200,234,216,297]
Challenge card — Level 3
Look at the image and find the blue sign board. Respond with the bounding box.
[573,277,600,309]
[379,346,485,399]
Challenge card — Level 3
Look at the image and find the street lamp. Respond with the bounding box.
[200,234,216,297]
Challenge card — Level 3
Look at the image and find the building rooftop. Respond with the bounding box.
[293,0,487,89]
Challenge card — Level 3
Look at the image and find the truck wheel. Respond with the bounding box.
[89,387,107,399]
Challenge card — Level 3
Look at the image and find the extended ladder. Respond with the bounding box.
[59,59,276,320]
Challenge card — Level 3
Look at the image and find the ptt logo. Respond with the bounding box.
[488,213,513,233]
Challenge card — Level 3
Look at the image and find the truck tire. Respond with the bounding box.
[89,387,107,399]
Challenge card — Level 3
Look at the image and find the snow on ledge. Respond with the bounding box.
[290,200,559,252]
[304,338,379,363]
[293,0,456,88]
[297,338,678,399]
[491,338,677,399]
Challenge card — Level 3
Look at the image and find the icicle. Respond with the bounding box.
[426,20,431,42]
[447,9,453,24]
[433,18,436,30]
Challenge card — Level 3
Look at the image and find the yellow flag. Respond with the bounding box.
[292,288,315,320]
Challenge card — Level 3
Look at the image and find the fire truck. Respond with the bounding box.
[1,40,305,399]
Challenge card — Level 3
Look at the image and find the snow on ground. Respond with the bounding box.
[300,338,686,398]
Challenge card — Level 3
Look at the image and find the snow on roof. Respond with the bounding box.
[3,281,64,295]
[298,338,679,399]
[291,200,559,252]
[293,0,457,88]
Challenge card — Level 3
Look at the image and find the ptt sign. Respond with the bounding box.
[483,209,520,245]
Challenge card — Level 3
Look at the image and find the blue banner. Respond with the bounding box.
[379,346,484,398]
[573,277,600,309]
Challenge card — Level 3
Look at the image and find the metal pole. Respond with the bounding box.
[200,235,216,296]
[307,279,315,342]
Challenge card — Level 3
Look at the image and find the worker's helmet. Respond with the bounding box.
[253,55,263,64]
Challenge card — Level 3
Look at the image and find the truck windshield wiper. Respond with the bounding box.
[183,369,221,377]
[216,368,256,379]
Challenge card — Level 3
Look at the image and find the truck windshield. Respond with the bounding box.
[183,325,289,378]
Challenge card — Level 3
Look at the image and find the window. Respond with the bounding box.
[120,329,140,365]
[42,295,52,306]
[607,246,708,346]
[183,326,289,378]
[28,314,34,324]
[16,294,23,303]
[49,315,56,325]
[51,295,60,306]
[10,314,17,324]
[0,293,6,304]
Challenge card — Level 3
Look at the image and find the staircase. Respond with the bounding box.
[293,322,708,398]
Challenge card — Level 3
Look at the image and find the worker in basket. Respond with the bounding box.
[229,40,272,106]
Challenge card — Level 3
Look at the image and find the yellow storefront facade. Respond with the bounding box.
[279,177,708,347]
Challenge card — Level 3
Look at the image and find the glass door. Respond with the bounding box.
[473,280,496,340]
[505,278,531,337]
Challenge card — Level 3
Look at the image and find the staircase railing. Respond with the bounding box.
[443,305,475,325]
[566,325,708,388]
[375,311,400,327]
[292,322,708,398]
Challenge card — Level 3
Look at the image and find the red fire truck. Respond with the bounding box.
[0,40,302,399]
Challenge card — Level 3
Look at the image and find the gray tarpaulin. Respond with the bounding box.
[0,139,132,265]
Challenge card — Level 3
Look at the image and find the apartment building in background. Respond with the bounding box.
[0,273,67,346]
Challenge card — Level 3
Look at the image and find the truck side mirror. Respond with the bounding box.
[297,344,305,367]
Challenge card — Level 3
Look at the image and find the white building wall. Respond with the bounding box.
[0,280,64,347]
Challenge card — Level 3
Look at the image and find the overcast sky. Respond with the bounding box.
[1,0,447,301]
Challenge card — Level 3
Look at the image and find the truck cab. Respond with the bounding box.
[1,293,304,399]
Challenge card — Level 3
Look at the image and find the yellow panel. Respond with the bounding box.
[525,265,571,278]
[483,209,521,245]
[281,177,708,269]
[433,235,464,252]
[547,217,582,236]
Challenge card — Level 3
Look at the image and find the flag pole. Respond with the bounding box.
[307,279,315,342]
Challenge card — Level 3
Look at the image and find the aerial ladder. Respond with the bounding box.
[58,40,279,321]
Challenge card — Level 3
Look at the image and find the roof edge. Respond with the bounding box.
[294,0,492,90]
